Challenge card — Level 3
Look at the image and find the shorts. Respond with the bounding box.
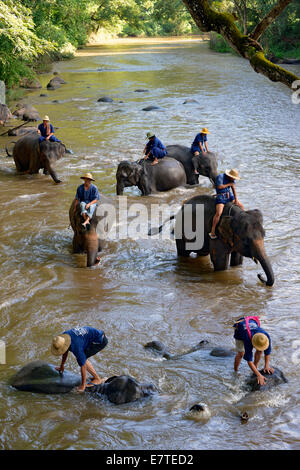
[235,339,245,353]
[84,334,108,358]
[216,193,234,205]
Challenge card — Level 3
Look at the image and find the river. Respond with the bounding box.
[0,39,299,450]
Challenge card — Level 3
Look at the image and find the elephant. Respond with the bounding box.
[116,158,187,196]
[10,361,81,393]
[86,375,158,404]
[10,361,157,404]
[144,339,234,360]
[9,134,65,183]
[0,104,13,125]
[150,195,274,286]
[187,403,211,421]
[166,145,218,185]
[8,126,37,136]
[174,195,274,286]
[69,199,102,267]
[245,368,288,392]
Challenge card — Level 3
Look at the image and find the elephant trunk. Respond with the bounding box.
[116,180,124,195]
[44,160,61,184]
[252,239,274,287]
[85,232,99,267]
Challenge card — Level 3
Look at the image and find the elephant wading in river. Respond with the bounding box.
[9,134,65,183]
[152,195,274,286]
[166,145,218,185]
[116,157,187,196]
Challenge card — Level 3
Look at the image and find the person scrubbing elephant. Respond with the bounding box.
[233,316,274,386]
[51,326,108,393]
[144,131,167,165]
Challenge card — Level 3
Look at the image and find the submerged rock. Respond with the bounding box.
[142,106,161,111]
[97,96,114,103]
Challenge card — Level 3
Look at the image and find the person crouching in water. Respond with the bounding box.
[37,115,61,143]
[144,131,167,165]
[209,168,244,239]
[73,173,100,228]
[51,326,108,392]
[233,316,274,386]
[191,127,210,174]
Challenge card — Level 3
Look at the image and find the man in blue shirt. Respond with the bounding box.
[144,131,167,165]
[233,316,274,386]
[191,128,210,174]
[209,168,244,239]
[51,326,108,392]
[74,173,100,227]
[37,115,61,143]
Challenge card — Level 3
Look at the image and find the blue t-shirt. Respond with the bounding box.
[215,173,234,197]
[233,318,271,362]
[75,183,100,204]
[145,136,166,154]
[38,123,54,137]
[63,326,105,366]
[191,133,207,152]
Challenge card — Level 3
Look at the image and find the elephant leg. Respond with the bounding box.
[98,239,102,252]
[230,251,243,267]
[72,236,83,253]
[176,238,190,257]
[209,239,230,271]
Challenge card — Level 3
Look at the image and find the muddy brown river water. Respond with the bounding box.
[0,39,299,450]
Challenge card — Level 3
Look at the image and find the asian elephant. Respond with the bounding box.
[166,144,218,185]
[69,199,102,267]
[10,361,158,404]
[174,195,275,286]
[10,134,65,183]
[116,157,187,196]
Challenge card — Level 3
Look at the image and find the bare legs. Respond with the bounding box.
[210,203,224,239]
[85,360,107,386]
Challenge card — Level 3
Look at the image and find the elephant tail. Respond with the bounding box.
[148,214,175,236]
[5,143,15,157]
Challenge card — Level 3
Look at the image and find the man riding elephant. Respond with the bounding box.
[144,131,167,165]
[191,127,211,174]
[74,172,100,228]
[37,115,61,144]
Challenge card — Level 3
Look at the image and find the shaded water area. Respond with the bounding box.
[0,39,300,450]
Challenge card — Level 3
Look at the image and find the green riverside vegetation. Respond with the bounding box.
[0,0,299,88]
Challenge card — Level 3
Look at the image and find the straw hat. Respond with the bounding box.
[146,131,155,139]
[51,334,71,356]
[43,115,50,121]
[201,128,210,134]
[252,333,269,351]
[80,173,95,181]
[225,168,241,181]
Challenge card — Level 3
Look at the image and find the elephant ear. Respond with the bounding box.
[217,215,234,246]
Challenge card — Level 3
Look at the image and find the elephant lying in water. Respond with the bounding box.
[10,361,157,404]
[116,157,186,195]
[245,368,287,392]
[8,134,65,183]
[150,195,275,286]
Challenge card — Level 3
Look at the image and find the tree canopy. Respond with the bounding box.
[0,0,299,87]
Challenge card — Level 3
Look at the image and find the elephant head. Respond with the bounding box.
[39,140,66,183]
[192,151,218,183]
[218,207,274,286]
[116,161,151,195]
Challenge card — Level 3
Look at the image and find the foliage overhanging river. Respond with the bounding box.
[0,39,299,450]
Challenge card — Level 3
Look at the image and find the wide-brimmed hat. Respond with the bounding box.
[252,333,269,351]
[51,334,71,356]
[146,131,155,139]
[80,173,95,181]
[201,128,210,134]
[225,168,241,181]
[43,115,50,121]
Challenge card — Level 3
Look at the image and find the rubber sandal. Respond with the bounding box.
[209,233,217,240]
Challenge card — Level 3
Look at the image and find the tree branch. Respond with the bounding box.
[250,0,293,41]
[181,0,300,89]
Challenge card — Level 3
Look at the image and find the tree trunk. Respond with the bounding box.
[181,0,300,89]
